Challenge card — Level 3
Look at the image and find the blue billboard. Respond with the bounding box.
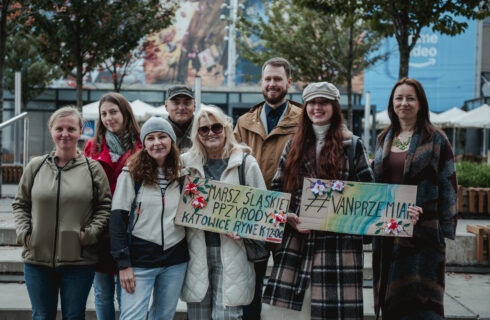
[364,19,477,112]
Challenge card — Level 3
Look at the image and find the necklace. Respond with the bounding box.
[393,135,411,150]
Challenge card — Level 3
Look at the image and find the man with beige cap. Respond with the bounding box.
[234,57,302,320]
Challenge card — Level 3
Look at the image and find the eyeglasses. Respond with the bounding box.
[198,123,224,136]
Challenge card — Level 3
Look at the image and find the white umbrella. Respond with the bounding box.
[451,104,490,156]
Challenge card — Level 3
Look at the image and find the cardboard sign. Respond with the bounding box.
[175,176,291,243]
[299,178,417,237]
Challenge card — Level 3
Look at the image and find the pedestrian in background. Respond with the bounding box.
[13,106,111,319]
[263,82,374,320]
[181,105,266,319]
[110,117,189,320]
[372,78,457,319]
[84,92,142,320]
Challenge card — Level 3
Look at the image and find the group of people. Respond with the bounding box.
[13,57,457,320]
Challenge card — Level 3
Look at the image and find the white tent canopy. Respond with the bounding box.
[82,101,100,120]
[432,107,466,127]
[451,104,490,128]
[450,104,490,156]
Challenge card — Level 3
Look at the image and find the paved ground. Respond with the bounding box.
[1,183,489,319]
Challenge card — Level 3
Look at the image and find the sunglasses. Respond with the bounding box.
[198,123,224,136]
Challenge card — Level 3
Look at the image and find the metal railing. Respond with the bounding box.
[0,112,29,168]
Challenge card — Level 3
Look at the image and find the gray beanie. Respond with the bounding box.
[140,116,176,146]
[302,82,340,103]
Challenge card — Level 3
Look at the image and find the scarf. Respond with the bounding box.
[105,131,132,162]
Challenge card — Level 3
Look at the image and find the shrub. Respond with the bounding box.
[456,161,490,188]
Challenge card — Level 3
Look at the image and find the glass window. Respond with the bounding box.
[26,101,57,110]
[229,93,240,103]
[35,90,57,100]
[202,93,227,104]
[241,93,264,104]
[58,90,88,100]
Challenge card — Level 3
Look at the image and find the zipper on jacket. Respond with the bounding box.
[133,202,142,228]
[160,187,166,251]
[52,167,62,267]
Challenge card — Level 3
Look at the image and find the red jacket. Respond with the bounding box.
[84,138,142,195]
[83,137,141,274]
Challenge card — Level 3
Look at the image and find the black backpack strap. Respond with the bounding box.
[348,135,359,181]
[128,181,142,247]
[84,157,98,209]
[239,152,250,186]
[31,155,50,184]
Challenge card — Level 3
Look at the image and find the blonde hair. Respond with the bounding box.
[188,105,250,162]
[48,106,83,130]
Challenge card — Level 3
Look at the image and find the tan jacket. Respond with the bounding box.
[234,100,302,188]
[13,152,111,267]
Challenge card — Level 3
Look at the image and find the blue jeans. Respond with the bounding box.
[24,263,95,320]
[93,272,121,320]
[120,262,187,320]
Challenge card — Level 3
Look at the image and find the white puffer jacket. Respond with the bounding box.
[180,149,266,306]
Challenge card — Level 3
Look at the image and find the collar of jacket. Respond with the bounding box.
[243,100,303,139]
[46,150,87,170]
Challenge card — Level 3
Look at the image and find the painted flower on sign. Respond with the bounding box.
[185,182,199,196]
[384,219,403,235]
[331,180,345,192]
[310,180,328,196]
[272,211,287,228]
[191,196,207,209]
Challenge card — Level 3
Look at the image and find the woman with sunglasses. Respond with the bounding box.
[180,106,266,319]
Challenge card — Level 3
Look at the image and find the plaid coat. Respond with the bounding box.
[263,131,375,320]
[372,129,458,319]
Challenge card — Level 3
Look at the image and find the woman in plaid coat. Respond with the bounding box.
[262,82,375,320]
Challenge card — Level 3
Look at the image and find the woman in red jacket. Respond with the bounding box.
[84,92,142,320]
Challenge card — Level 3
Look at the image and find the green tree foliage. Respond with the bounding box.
[29,0,176,109]
[237,0,385,128]
[297,0,490,79]
[5,31,61,109]
[0,1,28,192]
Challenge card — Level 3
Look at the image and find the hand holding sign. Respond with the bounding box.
[175,176,291,243]
[299,178,417,237]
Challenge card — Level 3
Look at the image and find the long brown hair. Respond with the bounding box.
[282,99,345,198]
[378,77,435,145]
[90,92,140,155]
[127,143,181,185]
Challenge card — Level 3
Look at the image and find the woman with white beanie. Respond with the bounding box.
[110,116,189,320]
[262,82,374,320]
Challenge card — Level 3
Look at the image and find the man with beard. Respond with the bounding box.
[234,57,302,320]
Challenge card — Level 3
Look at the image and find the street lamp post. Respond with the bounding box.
[221,0,239,87]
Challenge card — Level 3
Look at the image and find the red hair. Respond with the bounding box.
[282,99,345,202]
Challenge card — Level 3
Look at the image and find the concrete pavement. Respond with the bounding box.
[0,183,489,319]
